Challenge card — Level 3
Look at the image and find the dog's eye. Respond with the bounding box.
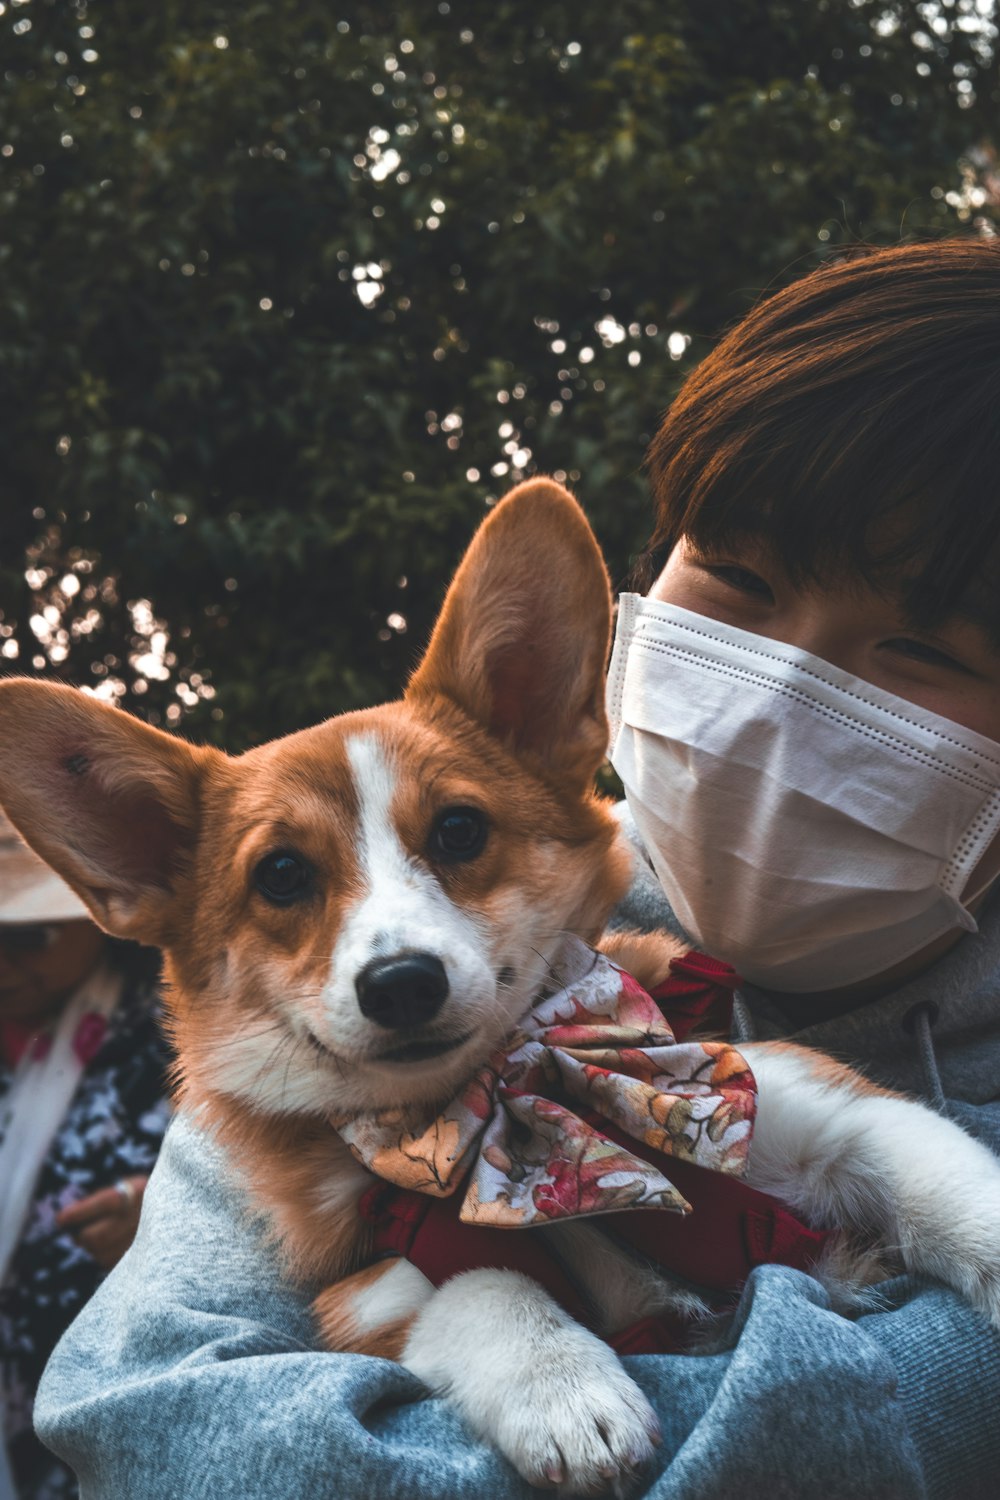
[431,806,488,863]
[254,851,311,904]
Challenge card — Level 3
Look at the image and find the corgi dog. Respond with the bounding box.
[2,479,1000,1499]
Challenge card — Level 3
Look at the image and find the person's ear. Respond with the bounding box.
[406,478,612,791]
[0,679,215,945]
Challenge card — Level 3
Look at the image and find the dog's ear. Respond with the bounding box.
[406,478,612,789]
[0,679,214,945]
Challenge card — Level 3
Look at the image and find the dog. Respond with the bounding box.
[2,478,999,1497]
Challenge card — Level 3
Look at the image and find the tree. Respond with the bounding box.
[0,0,996,746]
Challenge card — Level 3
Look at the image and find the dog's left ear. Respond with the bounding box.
[406,478,612,790]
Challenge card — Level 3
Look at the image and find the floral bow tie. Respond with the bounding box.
[334,940,756,1228]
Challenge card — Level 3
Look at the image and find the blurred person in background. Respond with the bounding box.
[0,814,170,1500]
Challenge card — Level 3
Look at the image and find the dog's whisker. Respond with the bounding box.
[279,1032,308,1108]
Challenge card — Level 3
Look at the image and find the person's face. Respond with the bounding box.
[650,536,1000,968]
[652,536,1000,739]
[0,919,106,1024]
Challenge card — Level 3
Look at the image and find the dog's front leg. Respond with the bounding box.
[743,1042,1000,1327]
[314,1258,436,1360]
[401,1268,661,1497]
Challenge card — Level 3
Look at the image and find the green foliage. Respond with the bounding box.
[0,0,996,746]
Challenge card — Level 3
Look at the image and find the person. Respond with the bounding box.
[32,238,1000,1498]
[0,815,171,1500]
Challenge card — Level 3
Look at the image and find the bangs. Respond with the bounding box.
[637,241,1000,639]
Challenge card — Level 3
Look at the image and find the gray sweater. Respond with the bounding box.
[33,815,1000,1499]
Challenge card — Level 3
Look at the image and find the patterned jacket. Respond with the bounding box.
[0,958,171,1500]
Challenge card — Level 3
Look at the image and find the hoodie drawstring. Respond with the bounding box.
[903,1000,946,1112]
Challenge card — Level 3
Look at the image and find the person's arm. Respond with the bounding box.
[945,1098,1000,1153]
[35,1114,1000,1500]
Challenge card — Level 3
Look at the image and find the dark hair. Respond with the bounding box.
[636,240,1000,639]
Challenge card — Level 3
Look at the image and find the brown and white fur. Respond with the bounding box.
[2,480,999,1498]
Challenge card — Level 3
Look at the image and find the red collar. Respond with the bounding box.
[649,949,740,1039]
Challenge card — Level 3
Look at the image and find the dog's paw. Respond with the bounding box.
[487,1327,660,1497]
[401,1269,660,1498]
[939,1221,1000,1332]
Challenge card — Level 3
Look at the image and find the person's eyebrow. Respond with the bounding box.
[952,595,995,630]
[904,579,1000,649]
[952,591,1000,649]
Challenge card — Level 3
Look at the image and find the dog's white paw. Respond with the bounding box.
[401,1268,660,1497]
[485,1326,660,1496]
[872,1110,1000,1333]
[927,1207,1000,1332]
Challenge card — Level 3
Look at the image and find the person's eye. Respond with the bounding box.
[699,563,774,601]
[883,638,968,672]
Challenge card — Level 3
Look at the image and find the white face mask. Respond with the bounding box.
[607,595,1000,993]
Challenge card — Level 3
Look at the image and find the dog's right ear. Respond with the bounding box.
[406,479,613,792]
[0,679,214,946]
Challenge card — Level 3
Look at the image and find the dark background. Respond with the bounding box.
[1,0,996,748]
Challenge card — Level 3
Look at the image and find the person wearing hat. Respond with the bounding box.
[0,814,170,1500]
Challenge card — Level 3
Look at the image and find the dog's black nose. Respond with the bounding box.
[355,954,450,1029]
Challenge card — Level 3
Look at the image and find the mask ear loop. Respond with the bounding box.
[605,593,639,750]
[952,787,1000,911]
[962,869,1000,912]
[958,821,1000,911]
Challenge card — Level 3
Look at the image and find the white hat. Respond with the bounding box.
[0,811,90,924]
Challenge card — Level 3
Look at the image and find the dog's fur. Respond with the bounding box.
[2,479,999,1498]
